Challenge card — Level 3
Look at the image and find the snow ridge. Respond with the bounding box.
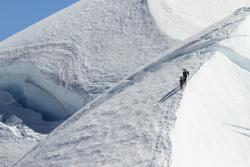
[54,8,249,119]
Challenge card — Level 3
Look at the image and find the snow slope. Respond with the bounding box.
[149,0,250,40]
[0,0,174,99]
[1,0,250,166]
[14,43,210,167]
[0,0,248,131]
[171,9,250,167]
[14,7,250,167]
[0,0,175,165]
[0,122,44,167]
[0,0,174,127]
[171,53,250,167]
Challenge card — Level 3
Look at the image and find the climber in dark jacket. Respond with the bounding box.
[180,69,190,90]
[182,68,189,79]
[179,76,185,90]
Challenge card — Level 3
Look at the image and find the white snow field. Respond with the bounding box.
[0,122,44,167]
[0,0,175,165]
[0,0,250,166]
[0,0,175,115]
[171,10,250,167]
[14,7,250,167]
[171,54,250,167]
[1,0,248,166]
[149,0,250,40]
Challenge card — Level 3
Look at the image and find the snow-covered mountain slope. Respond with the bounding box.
[14,8,250,167]
[1,1,250,166]
[0,0,175,98]
[0,0,175,128]
[149,0,250,40]
[0,0,176,165]
[171,53,250,167]
[0,0,248,132]
[171,11,250,167]
[0,122,44,167]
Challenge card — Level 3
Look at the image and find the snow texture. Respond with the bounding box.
[14,7,250,167]
[0,0,175,102]
[0,0,175,165]
[0,0,250,166]
[171,7,250,167]
[0,0,175,133]
[0,123,44,167]
[149,0,250,40]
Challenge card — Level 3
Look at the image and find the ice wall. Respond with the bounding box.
[0,61,84,121]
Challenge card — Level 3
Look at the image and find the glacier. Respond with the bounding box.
[13,6,250,167]
[149,0,250,39]
[0,0,249,166]
[0,0,175,128]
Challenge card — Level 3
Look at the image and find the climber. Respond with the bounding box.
[179,76,185,90]
[180,69,190,90]
[182,68,189,79]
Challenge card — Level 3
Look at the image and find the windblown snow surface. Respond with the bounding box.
[14,7,250,167]
[0,0,175,165]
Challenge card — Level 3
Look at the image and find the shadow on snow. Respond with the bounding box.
[159,86,181,103]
